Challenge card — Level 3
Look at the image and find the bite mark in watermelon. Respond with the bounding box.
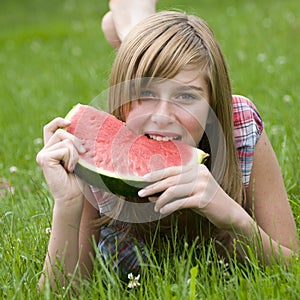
[65,104,208,198]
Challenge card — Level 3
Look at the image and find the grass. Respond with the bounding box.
[0,0,299,298]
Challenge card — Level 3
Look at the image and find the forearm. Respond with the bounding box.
[40,204,83,288]
[237,130,299,263]
[229,212,298,264]
[199,190,298,265]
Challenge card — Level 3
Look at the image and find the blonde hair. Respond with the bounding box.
[106,11,245,258]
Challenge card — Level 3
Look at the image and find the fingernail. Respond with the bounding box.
[138,189,146,197]
[80,145,87,153]
[148,196,156,202]
[142,173,151,180]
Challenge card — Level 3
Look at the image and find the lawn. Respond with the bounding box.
[0,0,299,299]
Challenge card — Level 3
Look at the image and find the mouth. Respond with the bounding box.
[145,133,181,142]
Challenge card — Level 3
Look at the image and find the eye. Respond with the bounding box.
[178,93,197,100]
[175,92,200,103]
[140,90,155,99]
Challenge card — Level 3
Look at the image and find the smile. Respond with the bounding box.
[146,134,181,142]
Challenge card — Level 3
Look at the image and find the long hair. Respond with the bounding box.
[106,11,245,258]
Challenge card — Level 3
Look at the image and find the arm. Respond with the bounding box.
[212,129,298,263]
[39,195,84,288]
[37,118,99,288]
[196,131,298,263]
[138,130,298,263]
[39,189,99,289]
[78,190,100,278]
[243,130,298,258]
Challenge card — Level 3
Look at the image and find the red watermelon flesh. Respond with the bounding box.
[65,104,208,197]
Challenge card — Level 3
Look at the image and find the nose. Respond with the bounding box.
[150,100,175,128]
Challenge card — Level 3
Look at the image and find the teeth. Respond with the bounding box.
[148,134,178,142]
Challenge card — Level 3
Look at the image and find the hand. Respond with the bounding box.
[138,164,244,230]
[36,117,87,210]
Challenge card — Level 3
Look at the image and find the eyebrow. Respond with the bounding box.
[141,81,206,94]
[175,85,205,93]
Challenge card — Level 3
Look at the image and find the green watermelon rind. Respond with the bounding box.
[74,147,208,198]
[65,103,209,198]
[74,162,148,198]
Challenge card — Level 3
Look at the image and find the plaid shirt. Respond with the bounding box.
[232,95,263,186]
[92,95,264,276]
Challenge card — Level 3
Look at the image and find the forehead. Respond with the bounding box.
[140,69,209,95]
[171,69,208,89]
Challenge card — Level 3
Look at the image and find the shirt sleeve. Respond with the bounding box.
[90,185,120,215]
[232,95,264,186]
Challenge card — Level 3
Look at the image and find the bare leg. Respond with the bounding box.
[101,0,157,48]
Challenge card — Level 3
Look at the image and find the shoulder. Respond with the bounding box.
[232,95,263,129]
[232,95,264,148]
[232,95,264,186]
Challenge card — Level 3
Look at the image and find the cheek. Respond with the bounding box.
[178,106,209,142]
[182,116,205,141]
[125,103,150,134]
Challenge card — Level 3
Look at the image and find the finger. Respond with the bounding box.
[138,167,194,198]
[159,196,196,215]
[148,196,159,202]
[153,183,192,212]
[37,139,80,173]
[61,139,80,172]
[43,117,71,144]
[40,147,78,192]
[157,178,222,214]
[52,139,80,173]
[45,128,86,154]
[37,146,69,170]
[142,165,193,182]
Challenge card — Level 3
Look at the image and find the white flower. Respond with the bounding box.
[9,166,18,173]
[257,53,267,62]
[34,137,43,145]
[283,94,292,103]
[45,227,52,234]
[127,273,140,289]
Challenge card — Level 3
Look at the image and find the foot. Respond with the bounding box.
[101,0,157,48]
[102,11,122,49]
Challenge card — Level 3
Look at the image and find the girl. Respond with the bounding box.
[37,11,298,287]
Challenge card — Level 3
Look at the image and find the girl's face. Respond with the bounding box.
[125,69,211,147]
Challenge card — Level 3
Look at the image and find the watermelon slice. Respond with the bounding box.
[65,104,208,198]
